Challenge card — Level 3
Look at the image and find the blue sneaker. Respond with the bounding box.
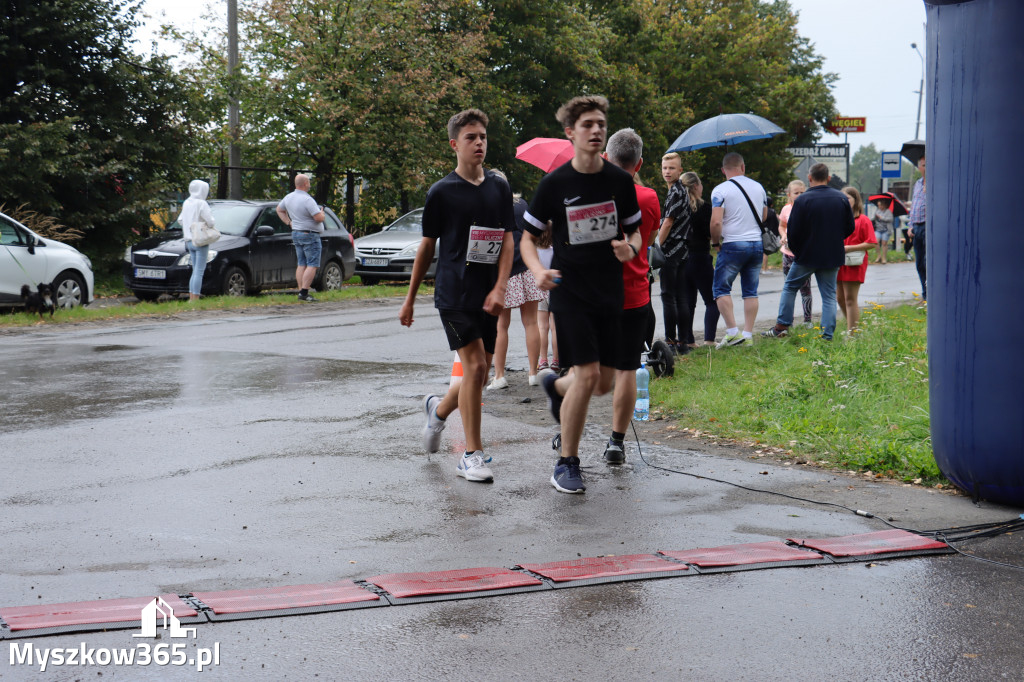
[551,456,585,494]
[537,368,563,423]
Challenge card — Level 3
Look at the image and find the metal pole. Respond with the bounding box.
[227,0,242,200]
[912,42,925,140]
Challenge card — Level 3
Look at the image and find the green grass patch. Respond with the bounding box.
[651,304,939,484]
[0,278,424,327]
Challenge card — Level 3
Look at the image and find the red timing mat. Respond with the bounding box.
[660,541,823,567]
[193,581,378,615]
[788,530,949,557]
[0,594,196,632]
[519,554,688,582]
[366,567,542,599]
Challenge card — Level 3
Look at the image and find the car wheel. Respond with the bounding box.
[52,270,86,309]
[221,266,249,297]
[648,339,675,379]
[132,290,160,302]
[360,275,379,286]
[319,260,344,291]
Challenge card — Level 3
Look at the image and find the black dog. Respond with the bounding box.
[21,283,55,318]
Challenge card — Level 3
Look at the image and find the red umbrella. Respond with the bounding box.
[515,137,574,173]
[868,192,908,218]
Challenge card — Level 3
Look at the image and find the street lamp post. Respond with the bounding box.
[912,42,925,140]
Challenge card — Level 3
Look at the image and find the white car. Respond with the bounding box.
[0,211,95,308]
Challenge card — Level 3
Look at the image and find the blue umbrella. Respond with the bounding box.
[666,113,786,153]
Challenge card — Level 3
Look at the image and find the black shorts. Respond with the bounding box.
[438,308,498,354]
[554,305,622,369]
[614,303,652,371]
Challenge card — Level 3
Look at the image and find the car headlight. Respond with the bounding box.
[123,246,132,263]
[398,243,419,257]
[176,250,218,266]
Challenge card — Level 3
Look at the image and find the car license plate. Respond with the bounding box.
[135,268,166,279]
[362,257,388,267]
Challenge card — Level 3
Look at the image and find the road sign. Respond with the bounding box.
[881,151,902,178]
[826,117,866,134]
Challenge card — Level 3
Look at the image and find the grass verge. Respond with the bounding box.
[651,304,940,484]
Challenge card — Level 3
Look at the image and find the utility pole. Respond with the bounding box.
[912,42,925,140]
[227,0,242,199]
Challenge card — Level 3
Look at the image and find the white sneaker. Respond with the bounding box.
[457,451,493,482]
[528,374,539,386]
[421,394,446,453]
[486,376,508,390]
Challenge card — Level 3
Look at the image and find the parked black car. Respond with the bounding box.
[124,201,356,299]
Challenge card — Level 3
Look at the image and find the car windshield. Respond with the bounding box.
[167,205,258,236]
[384,210,424,233]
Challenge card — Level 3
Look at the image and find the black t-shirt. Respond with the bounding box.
[523,160,642,312]
[421,169,515,311]
[686,201,713,253]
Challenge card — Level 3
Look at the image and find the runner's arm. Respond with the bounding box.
[399,237,436,327]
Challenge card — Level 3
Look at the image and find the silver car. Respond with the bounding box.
[0,211,95,308]
[353,209,435,285]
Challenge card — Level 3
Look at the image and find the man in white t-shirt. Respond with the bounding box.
[709,152,767,348]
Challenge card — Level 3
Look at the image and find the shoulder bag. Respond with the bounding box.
[728,179,781,255]
[191,219,221,247]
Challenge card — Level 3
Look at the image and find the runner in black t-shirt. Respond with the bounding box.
[400,108,514,483]
[520,95,643,494]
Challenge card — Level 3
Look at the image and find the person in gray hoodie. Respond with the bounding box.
[179,180,215,301]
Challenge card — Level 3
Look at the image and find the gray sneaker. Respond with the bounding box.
[421,394,445,453]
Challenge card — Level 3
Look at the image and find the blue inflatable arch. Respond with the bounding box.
[926,0,1024,505]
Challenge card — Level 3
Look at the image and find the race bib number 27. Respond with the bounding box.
[466,226,504,264]
[566,201,618,245]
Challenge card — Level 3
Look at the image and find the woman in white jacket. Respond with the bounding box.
[179,180,215,301]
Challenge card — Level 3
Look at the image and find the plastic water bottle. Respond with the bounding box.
[634,363,650,421]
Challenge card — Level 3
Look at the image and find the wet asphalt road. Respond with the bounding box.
[2,268,1023,681]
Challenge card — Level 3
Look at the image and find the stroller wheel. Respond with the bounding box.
[648,339,675,378]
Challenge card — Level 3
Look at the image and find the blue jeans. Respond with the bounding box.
[712,241,762,300]
[293,230,322,267]
[186,242,209,295]
[777,262,839,339]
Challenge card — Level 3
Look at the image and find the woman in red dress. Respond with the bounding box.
[838,186,877,332]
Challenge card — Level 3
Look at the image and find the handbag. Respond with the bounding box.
[648,241,666,270]
[191,220,221,247]
[728,179,781,255]
[844,250,864,267]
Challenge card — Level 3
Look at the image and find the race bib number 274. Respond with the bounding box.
[566,201,618,245]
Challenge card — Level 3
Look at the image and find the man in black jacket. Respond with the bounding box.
[762,163,854,341]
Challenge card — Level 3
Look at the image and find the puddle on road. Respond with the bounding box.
[0,343,426,428]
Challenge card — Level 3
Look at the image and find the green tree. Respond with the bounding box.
[849,143,881,196]
[0,0,194,265]
[638,0,837,197]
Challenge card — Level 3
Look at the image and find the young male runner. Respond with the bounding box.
[399,109,515,483]
[520,96,643,493]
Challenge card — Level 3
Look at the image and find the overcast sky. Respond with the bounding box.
[137,0,929,157]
